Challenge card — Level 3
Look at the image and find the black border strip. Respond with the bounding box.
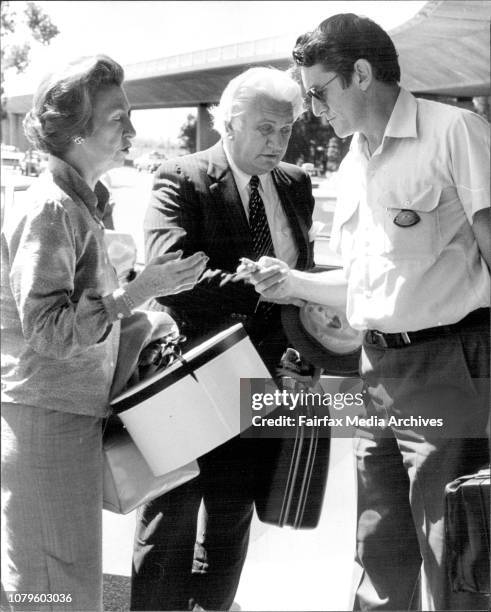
[112,326,248,414]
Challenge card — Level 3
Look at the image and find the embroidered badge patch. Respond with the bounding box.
[393,209,421,227]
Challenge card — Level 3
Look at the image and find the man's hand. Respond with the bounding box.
[236,256,303,305]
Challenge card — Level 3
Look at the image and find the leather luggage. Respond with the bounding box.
[254,357,330,529]
[445,467,490,594]
[254,411,330,529]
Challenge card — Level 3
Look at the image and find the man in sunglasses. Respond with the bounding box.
[247,12,490,612]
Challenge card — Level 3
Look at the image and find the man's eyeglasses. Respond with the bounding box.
[305,74,339,102]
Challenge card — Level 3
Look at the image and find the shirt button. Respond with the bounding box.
[117,312,124,319]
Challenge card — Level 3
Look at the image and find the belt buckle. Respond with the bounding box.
[400,331,411,345]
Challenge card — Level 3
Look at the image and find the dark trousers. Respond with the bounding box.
[353,310,490,611]
[131,321,287,611]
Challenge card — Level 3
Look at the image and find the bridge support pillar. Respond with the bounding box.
[196,104,219,151]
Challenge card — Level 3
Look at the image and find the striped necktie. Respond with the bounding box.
[248,175,278,325]
[249,175,275,259]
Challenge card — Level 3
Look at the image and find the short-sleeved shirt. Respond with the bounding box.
[1,156,121,416]
[330,88,490,333]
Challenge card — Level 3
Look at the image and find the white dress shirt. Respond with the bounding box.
[330,88,490,333]
[223,143,298,268]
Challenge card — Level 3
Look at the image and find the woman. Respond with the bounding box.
[0,55,207,611]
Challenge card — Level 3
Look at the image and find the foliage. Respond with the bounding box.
[284,108,351,173]
[178,113,197,153]
[25,2,59,45]
[4,42,30,73]
[1,2,15,35]
[176,104,350,171]
[1,1,59,118]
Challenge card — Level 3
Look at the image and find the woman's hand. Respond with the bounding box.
[124,250,208,308]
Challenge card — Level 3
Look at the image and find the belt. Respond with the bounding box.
[365,308,490,349]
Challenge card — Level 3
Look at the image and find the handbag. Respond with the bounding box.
[103,417,199,514]
[110,309,180,399]
[103,329,199,514]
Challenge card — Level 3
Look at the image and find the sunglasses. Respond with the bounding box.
[305,74,339,102]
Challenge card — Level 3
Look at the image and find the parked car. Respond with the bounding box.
[134,150,166,173]
[20,150,48,177]
[1,144,23,173]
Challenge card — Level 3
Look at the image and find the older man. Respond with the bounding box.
[130,67,315,611]
[248,13,490,612]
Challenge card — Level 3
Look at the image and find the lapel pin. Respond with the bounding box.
[393,209,421,227]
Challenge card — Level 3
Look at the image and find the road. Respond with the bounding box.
[3,165,341,267]
[103,435,359,611]
[106,167,342,268]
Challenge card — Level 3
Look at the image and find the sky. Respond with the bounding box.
[5,0,427,141]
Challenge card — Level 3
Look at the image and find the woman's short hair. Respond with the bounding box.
[23,55,124,156]
[292,13,400,86]
[210,66,305,137]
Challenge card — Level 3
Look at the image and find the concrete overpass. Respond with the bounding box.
[2,0,490,150]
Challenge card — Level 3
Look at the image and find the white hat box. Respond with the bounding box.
[110,324,271,476]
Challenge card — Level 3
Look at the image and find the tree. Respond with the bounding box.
[1,1,59,118]
[176,105,351,169]
[284,109,351,173]
[178,113,197,153]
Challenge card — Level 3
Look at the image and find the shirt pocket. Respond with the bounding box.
[381,185,441,260]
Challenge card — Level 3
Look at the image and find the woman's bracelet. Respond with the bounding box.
[111,287,135,319]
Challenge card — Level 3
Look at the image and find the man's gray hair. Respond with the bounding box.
[210,66,305,137]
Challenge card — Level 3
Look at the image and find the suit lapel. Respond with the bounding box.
[272,165,311,270]
[207,143,254,258]
[206,146,312,268]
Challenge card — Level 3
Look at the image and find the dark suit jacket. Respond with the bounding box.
[144,141,315,345]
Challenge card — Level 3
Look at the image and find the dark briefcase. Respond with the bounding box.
[254,412,330,529]
[254,353,330,529]
[445,467,490,595]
